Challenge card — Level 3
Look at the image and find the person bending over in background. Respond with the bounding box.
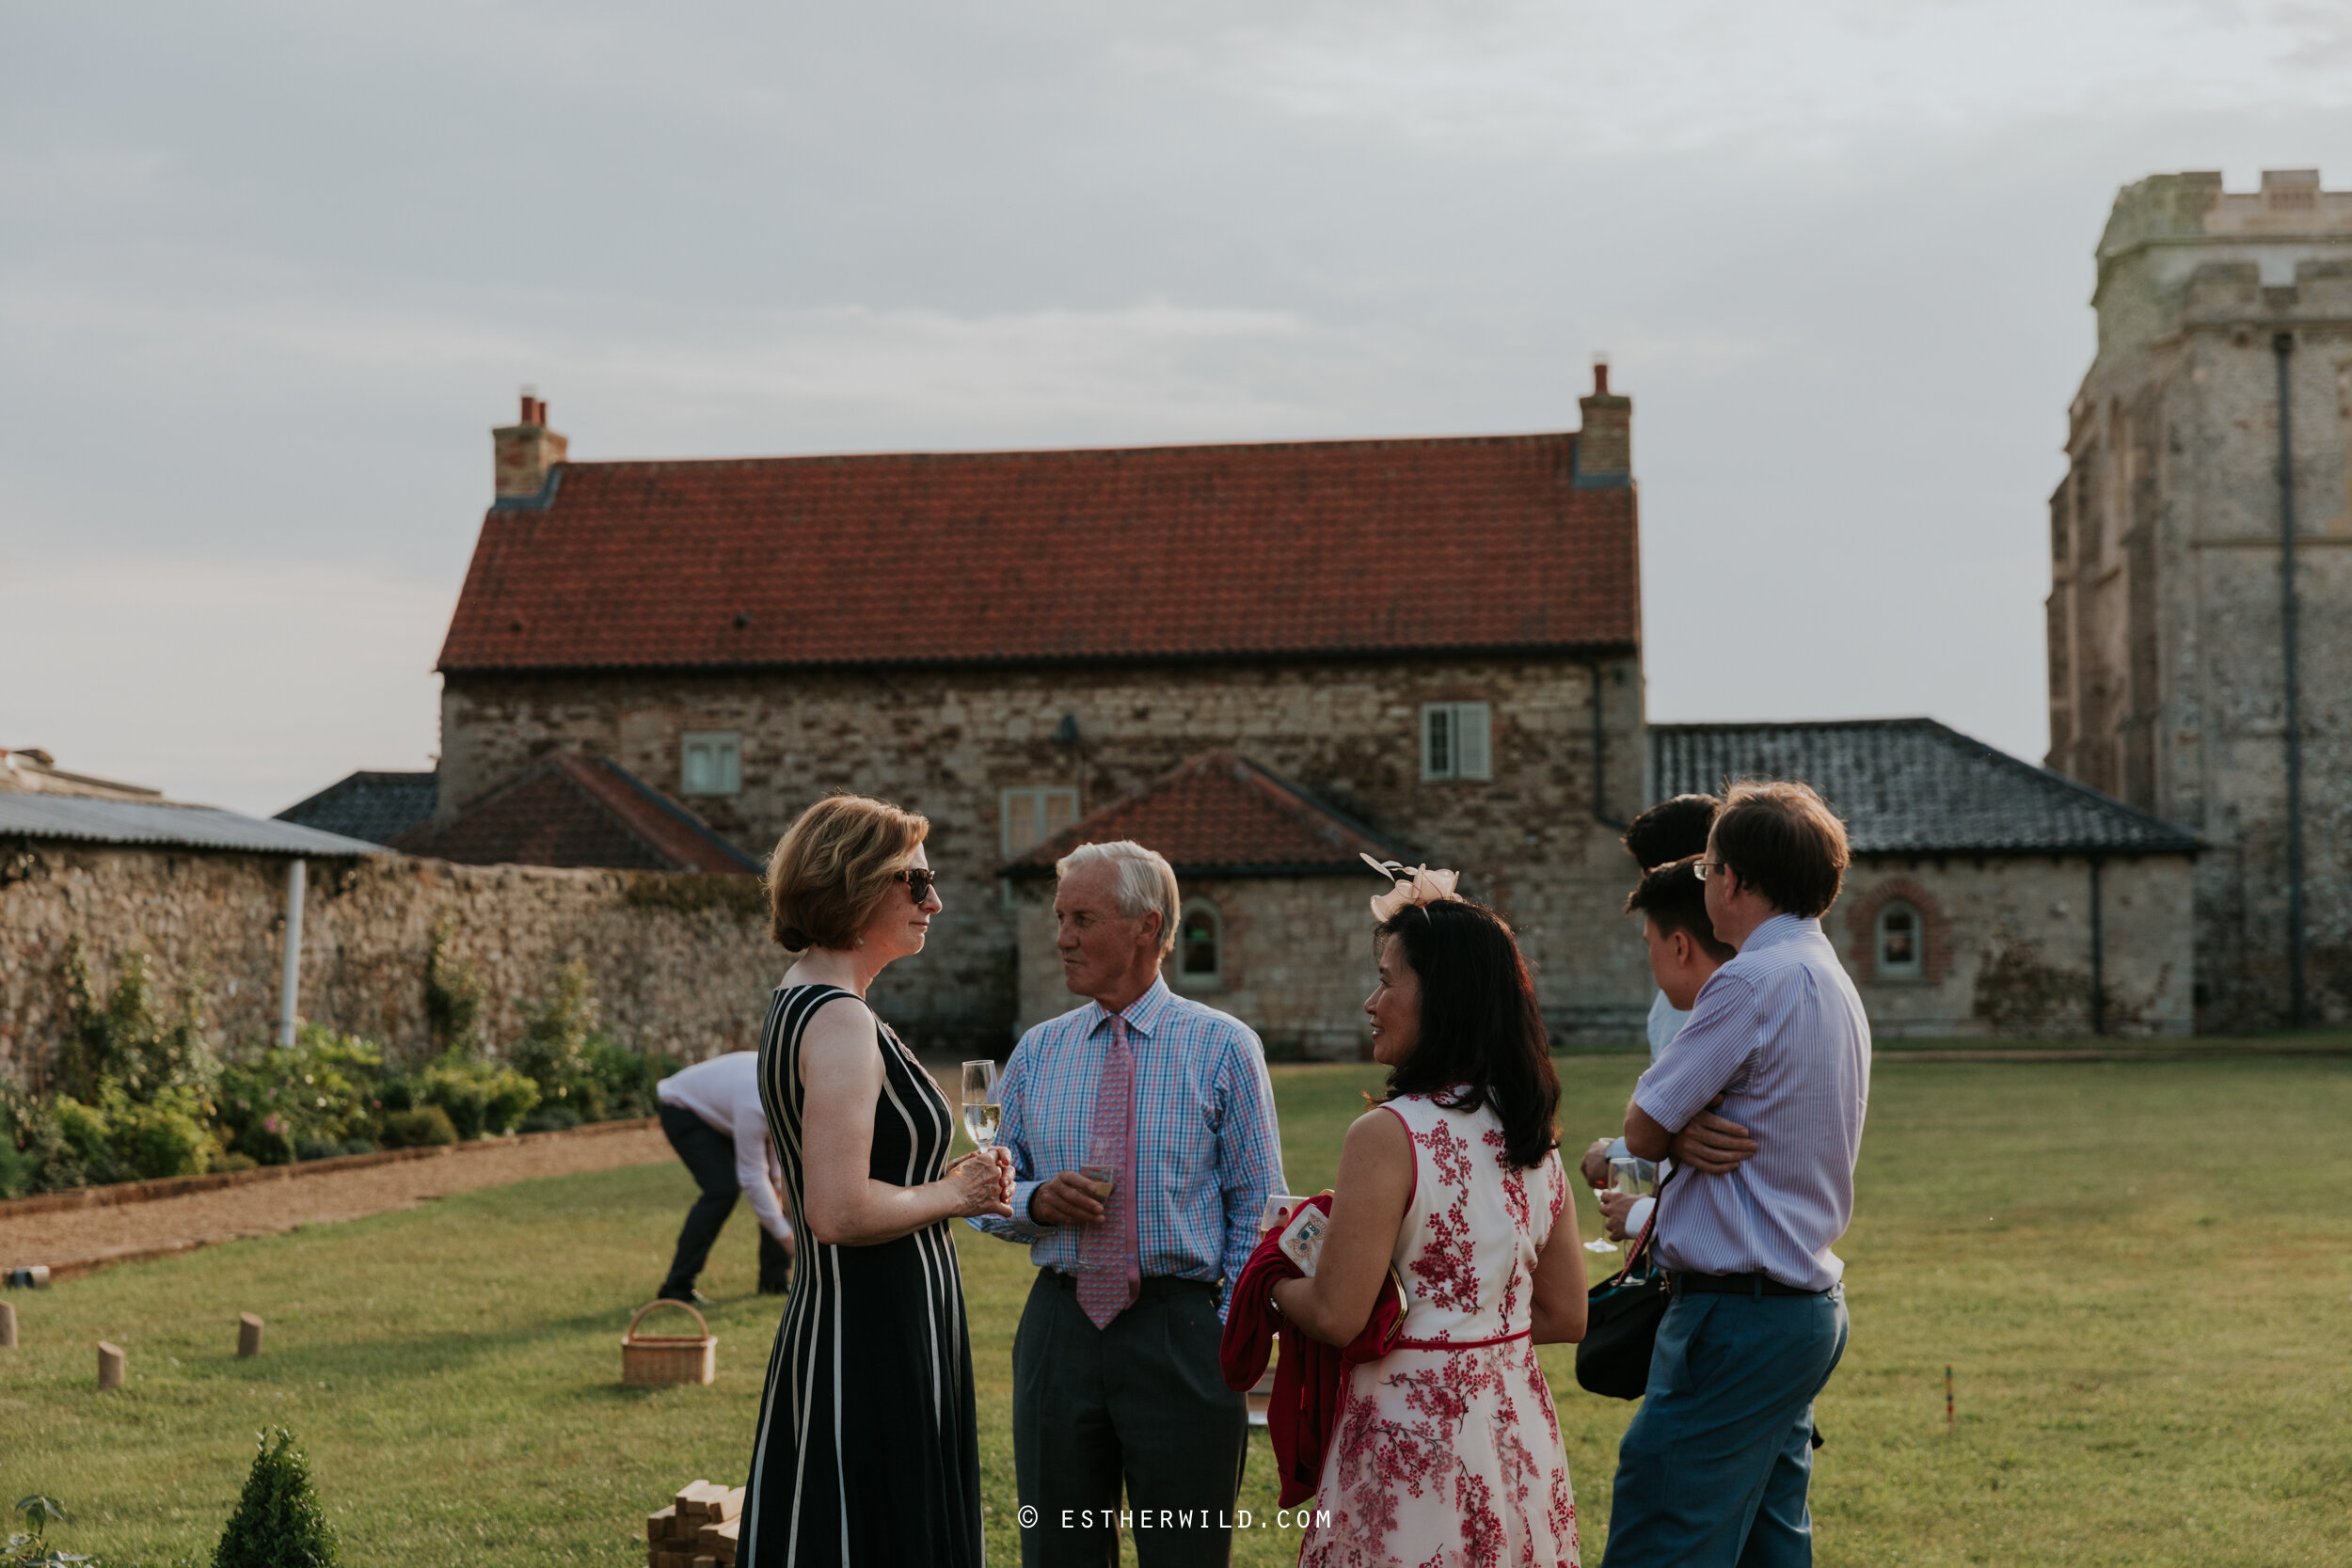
[654,1049,795,1304]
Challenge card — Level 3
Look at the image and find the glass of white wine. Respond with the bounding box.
[961,1059,1001,1150]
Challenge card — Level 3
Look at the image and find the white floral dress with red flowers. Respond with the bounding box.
[1300,1092,1580,1568]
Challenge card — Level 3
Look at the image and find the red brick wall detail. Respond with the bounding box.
[1844,878,1953,985]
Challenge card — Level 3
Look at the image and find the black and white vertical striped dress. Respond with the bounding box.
[740,983,983,1567]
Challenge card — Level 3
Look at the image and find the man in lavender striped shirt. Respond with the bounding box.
[1607,781,1870,1568]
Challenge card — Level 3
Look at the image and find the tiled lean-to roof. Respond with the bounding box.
[437,433,1638,673]
[1003,751,1413,879]
[391,753,759,874]
[1648,719,2201,857]
[276,769,440,847]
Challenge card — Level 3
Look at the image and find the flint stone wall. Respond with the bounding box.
[1013,875,1377,1061]
[1834,852,2196,1038]
[437,654,1656,1049]
[0,843,783,1092]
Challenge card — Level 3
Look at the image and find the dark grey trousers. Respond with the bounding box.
[1012,1271,1248,1568]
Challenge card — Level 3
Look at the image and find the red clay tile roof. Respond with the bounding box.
[1003,751,1412,878]
[437,432,1637,673]
[391,753,759,874]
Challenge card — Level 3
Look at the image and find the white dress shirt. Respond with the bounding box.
[657,1051,793,1243]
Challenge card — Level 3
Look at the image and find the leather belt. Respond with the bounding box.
[1671,1270,1827,1298]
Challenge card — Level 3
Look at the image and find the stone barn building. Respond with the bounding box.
[2046,169,2352,1029]
[432,373,1653,1053]
[1653,721,2200,1037]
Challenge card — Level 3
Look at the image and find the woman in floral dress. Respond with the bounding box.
[1272,874,1591,1568]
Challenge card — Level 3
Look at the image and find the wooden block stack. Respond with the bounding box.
[647,1480,743,1568]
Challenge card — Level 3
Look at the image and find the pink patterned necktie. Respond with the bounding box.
[1075,1017,1140,1329]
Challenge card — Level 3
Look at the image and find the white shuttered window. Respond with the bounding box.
[1421,703,1493,782]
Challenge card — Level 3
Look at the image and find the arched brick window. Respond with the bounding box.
[1874,900,1925,981]
[1176,900,1223,990]
[1845,879,1952,985]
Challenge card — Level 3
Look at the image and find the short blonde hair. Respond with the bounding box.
[1057,840,1181,960]
[767,795,930,951]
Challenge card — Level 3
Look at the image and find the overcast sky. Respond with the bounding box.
[6,2,2350,816]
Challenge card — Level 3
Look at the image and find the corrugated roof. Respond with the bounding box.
[1648,719,2201,857]
[1003,750,1413,879]
[437,433,1639,673]
[0,795,386,857]
[390,753,760,874]
[276,769,440,847]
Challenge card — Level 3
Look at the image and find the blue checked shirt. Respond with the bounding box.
[970,976,1285,1318]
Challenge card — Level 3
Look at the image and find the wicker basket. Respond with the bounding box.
[623,1299,717,1387]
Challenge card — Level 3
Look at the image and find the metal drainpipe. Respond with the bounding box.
[278,858,307,1047]
[2273,332,2308,1029]
[1588,659,1629,829]
[2089,856,2105,1036]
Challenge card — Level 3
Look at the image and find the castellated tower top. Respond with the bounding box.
[2090,169,2352,374]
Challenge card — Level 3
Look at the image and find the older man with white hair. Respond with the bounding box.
[975,839,1286,1568]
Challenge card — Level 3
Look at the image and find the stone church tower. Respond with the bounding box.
[2046,169,2352,1030]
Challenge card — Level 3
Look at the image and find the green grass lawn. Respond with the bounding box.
[8,1056,2351,1566]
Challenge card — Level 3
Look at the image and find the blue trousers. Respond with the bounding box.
[1601,1285,1849,1568]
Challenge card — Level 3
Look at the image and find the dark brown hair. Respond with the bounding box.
[1708,781,1849,919]
[1375,898,1559,1169]
[1623,793,1720,870]
[766,794,930,951]
[1624,857,1736,962]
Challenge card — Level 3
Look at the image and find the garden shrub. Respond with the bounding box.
[212,1427,339,1568]
[517,1104,582,1133]
[413,1059,538,1139]
[50,1098,127,1187]
[57,936,217,1106]
[510,963,665,1123]
[378,1105,457,1148]
[101,1082,221,1180]
[0,1085,81,1197]
[424,918,485,1056]
[216,1028,384,1160]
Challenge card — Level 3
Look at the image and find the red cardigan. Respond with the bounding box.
[1218,1194,1406,1509]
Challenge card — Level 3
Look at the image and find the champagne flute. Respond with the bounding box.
[961,1059,1001,1151]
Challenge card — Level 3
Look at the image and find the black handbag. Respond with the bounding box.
[1574,1171,1674,1401]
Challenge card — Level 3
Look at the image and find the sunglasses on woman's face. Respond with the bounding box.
[894,867,939,903]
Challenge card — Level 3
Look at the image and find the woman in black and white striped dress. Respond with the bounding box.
[739,796,1012,1568]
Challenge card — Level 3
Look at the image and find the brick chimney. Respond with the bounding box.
[1575,356,1630,487]
[492,388,569,501]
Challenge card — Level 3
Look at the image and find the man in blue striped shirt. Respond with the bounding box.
[975,839,1285,1568]
[1606,781,1870,1568]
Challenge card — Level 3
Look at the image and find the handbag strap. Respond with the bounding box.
[1617,1164,1674,1280]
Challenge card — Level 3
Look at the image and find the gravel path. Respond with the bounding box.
[0,1122,674,1281]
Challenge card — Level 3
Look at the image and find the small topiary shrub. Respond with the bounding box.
[378,1106,457,1149]
[212,1427,339,1568]
[412,1060,537,1140]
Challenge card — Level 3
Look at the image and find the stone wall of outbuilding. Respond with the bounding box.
[1829,851,2196,1037]
[0,843,784,1092]
[1012,874,1379,1061]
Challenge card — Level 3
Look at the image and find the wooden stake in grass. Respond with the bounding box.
[98,1340,125,1390]
[238,1312,264,1358]
[0,1299,17,1348]
[1946,1366,1955,1431]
